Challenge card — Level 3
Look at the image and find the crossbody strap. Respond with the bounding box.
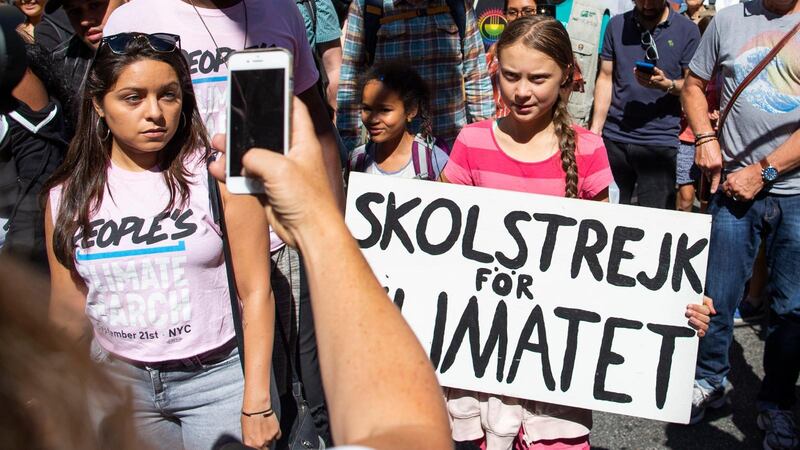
[274,290,302,384]
[718,21,800,131]
[207,158,246,371]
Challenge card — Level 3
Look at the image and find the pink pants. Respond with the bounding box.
[475,428,590,450]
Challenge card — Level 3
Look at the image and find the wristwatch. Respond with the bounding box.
[760,159,779,183]
[666,79,677,94]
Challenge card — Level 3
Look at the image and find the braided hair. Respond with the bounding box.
[495,16,579,198]
[357,61,433,143]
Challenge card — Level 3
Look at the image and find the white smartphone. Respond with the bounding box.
[226,48,292,194]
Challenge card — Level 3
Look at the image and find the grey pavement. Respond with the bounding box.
[592,319,800,450]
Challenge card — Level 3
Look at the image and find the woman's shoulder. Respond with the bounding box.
[455,120,495,146]
[572,125,606,157]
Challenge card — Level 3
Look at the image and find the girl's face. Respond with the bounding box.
[360,80,415,144]
[15,0,46,19]
[498,43,566,125]
[96,59,183,159]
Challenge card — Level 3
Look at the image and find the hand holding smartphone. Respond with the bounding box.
[226,48,293,194]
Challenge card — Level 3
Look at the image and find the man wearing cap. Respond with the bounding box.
[590,0,699,209]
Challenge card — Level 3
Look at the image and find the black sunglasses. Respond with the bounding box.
[100,33,181,55]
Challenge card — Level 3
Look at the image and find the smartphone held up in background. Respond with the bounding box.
[226,48,293,194]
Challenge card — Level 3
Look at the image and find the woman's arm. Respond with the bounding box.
[219,183,280,448]
[44,199,91,348]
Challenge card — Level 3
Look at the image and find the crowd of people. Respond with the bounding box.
[0,0,798,449]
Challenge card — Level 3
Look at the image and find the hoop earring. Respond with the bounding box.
[180,111,187,129]
[96,117,110,141]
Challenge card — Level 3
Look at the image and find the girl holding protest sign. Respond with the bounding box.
[440,16,714,450]
[347,62,449,181]
[43,34,279,449]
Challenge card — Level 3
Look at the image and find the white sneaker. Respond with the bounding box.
[689,380,730,425]
[758,409,800,450]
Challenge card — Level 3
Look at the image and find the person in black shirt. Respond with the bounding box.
[32,0,125,136]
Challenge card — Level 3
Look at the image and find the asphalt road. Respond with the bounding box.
[591,319,798,450]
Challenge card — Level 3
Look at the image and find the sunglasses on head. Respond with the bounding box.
[100,33,181,55]
[640,30,659,61]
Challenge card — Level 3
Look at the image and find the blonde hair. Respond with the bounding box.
[496,16,579,198]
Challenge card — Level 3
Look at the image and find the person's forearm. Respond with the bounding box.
[764,128,800,175]
[318,127,346,210]
[241,289,275,411]
[320,43,342,111]
[295,206,451,448]
[590,75,611,133]
[682,77,713,136]
[299,89,346,210]
[49,299,92,347]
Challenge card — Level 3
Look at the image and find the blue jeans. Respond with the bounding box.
[91,341,247,450]
[696,192,800,409]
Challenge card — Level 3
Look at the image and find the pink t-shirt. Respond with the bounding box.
[105,0,319,251]
[49,155,234,362]
[443,120,612,200]
[442,120,611,444]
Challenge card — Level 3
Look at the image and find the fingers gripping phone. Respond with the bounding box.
[226,48,292,194]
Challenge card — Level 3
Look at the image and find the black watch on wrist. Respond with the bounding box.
[760,159,779,183]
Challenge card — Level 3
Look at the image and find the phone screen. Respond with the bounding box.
[229,68,286,177]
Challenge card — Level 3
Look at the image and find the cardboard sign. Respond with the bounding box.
[344,173,712,424]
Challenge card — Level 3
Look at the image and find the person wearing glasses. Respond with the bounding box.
[43,33,279,449]
[589,0,699,209]
[485,0,538,118]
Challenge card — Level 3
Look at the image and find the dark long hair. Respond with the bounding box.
[43,37,210,272]
[495,16,579,198]
[357,61,434,142]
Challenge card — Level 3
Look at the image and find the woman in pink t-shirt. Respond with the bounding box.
[442,16,713,450]
[43,34,279,449]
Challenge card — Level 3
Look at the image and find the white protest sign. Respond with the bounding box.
[344,173,712,424]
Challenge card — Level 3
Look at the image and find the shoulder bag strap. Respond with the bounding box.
[718,20,800,131]
[207,158,246,371]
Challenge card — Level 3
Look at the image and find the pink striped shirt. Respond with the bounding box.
[442,120,612,199]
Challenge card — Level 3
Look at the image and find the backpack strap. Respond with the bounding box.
[445,0,467,51]
[300,0,318,37]
[364,0,383,66]
[363,0,466,66]
[349,143,371,172]
[411,136,437,181]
